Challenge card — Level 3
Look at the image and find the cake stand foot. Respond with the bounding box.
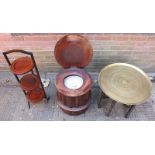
[28,101,30,109]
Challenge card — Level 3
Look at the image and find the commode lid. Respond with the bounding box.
[54,35,93,68]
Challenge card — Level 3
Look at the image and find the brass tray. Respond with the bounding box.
[98,63,152,105]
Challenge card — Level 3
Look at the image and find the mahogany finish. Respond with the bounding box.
[10,57,34,75]
[54,34,93,115]
[27,88,44,103]
[55,68,92,115]
[55,68,92,97]
[20,74,39,91]
[56,93,91,115]
[3,49,49,108]
[54,35,93,68]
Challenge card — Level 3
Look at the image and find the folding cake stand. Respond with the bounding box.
[3,49,49,108]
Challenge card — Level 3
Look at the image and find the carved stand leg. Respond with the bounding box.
[124,105,135,118]
[44,96,50,103]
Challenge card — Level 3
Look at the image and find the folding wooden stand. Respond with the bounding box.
[97,89,135,118]
[3,49,49,109]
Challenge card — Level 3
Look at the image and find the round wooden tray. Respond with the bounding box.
[20,74,40,91]
[54,35,93,68]
[98,63,152,105]
[10,57,34,74]
[27,88,44,103]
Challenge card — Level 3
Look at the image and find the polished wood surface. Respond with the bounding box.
[55,68,92,96]
[54,35,93,68]
[57,96,91,115]
[54,35,93,115]
[20,74,39,91]
[27,88,44,103]
[55,68,92,115]
[3,49,49,107]
[10,57,34,75]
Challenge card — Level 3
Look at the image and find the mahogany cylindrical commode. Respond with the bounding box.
[54,35,93,115]
[55,68,92,115]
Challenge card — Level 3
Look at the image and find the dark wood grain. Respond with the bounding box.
[55,68,92,115]
[54,35,93,68]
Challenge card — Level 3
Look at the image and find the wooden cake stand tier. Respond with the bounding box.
[10,57,34,75]
[20,74,39,91]
[27,88,44,104]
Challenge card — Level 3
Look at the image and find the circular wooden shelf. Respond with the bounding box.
[27,88,44,104]
[10,57,34,75]
[98,63,152,105]
[20,74,40,91]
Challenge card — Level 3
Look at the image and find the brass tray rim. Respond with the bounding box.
[98,63,152,105]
